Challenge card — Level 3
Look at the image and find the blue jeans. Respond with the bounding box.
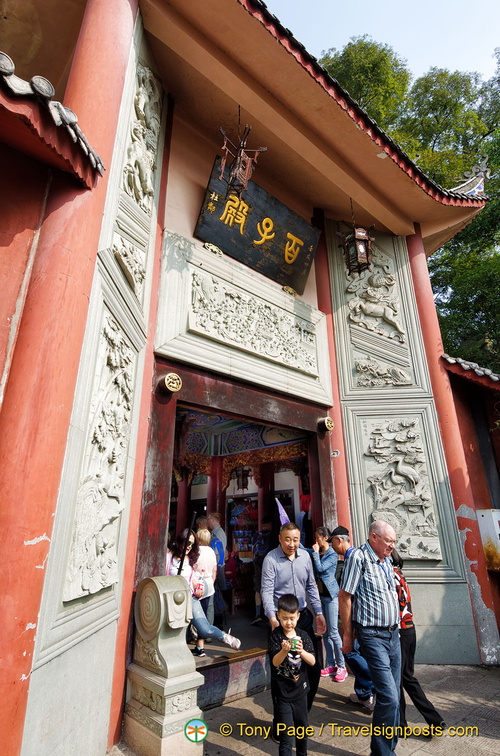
[320,596,345,668]
[355,624,401,756]
[191,597,225,641]
[345,639,375,700]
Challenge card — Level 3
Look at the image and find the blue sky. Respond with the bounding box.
[264,0,499,81]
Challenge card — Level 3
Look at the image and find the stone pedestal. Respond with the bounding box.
[123,576,205,755]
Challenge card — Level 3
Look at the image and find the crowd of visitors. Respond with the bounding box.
[165,515,443,756]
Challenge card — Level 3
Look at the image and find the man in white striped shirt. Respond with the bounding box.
[339,520,401,756]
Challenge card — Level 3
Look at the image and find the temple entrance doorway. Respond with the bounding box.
[135,360,337,586]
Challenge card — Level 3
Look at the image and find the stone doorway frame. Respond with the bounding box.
[135,358,337,584]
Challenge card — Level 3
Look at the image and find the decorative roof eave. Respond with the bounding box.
[0,52,104,189]
[241,0,487,211]
[442,354,500,391]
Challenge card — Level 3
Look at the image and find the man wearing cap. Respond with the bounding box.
[330,526,376,711]
[339,520,401,756]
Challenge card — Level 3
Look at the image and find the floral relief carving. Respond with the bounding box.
[190,270,318,375]
[122,63,162,214]
[355,356,412,387]
[134,634,165,673]
[63,314,135,601]
[346,246,405,342]
[364,417,442,560]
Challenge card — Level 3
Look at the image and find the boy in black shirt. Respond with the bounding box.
[268,594,316,755]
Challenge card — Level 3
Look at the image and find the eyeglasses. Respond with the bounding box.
[375,533,396,546]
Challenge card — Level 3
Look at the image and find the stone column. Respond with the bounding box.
[407,225,500,664]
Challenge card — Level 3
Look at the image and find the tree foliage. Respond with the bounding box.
[396,68,487,186]
[320,35,411,129]
[429,247,500,372]
[320,39,500,372]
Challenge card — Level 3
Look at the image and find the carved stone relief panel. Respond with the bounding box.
[131,682,165,715]
[362,416,442,560]
[346,244,406,343]
[355,356,412,387]
[326,223,431,398]
[122,62,162,216]
[33,32,165,666]
[134,634,165,675]
[112,232,146,298]
[63,312,136,602]
[189,269,317,375]
[155,230,333,405]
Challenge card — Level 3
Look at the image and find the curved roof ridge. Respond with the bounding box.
[242,0,486,209]
[0,50,105,177]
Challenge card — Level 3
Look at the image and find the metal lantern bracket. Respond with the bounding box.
[219,124,266,198]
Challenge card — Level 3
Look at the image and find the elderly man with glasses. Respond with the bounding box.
[339,520,401,756]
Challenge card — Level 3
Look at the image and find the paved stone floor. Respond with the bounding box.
[201,664,500,755]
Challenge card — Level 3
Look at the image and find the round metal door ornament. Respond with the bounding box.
[163,372,182,393]
[318,416,334,433]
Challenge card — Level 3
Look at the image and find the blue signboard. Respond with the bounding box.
[194,157,320,295]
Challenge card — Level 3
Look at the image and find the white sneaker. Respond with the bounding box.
[349,692,375,712]
[222,632,241,650]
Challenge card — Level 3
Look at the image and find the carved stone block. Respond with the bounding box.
[155,231,333,405]
[124,577,205,755]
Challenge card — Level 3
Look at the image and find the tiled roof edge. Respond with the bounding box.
[442,354,500,383]
[242,1,487,208]
[0,51,105,176]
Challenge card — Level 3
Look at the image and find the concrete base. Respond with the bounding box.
[123,713,202,756]
[123,664,205,755]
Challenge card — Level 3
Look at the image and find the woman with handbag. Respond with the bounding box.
[166,529,241,657]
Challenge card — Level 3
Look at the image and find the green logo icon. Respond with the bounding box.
[184,718,208,742]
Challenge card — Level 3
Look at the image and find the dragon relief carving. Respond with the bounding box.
[190,269,318,375]
[364,418,442,560]
[346,246,405,342]
[63,315,135,601]
[355,356,412,387]
[122,63,162,214]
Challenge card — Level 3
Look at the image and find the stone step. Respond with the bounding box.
[196,646,270,710]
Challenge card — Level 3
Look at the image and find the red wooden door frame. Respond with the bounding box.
[135,358,336,583]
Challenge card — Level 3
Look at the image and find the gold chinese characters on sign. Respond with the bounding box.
[194,157,320,295]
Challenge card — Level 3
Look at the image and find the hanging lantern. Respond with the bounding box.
[235,466,252,491]
[219,125,266,198]
[338,224,375,276]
